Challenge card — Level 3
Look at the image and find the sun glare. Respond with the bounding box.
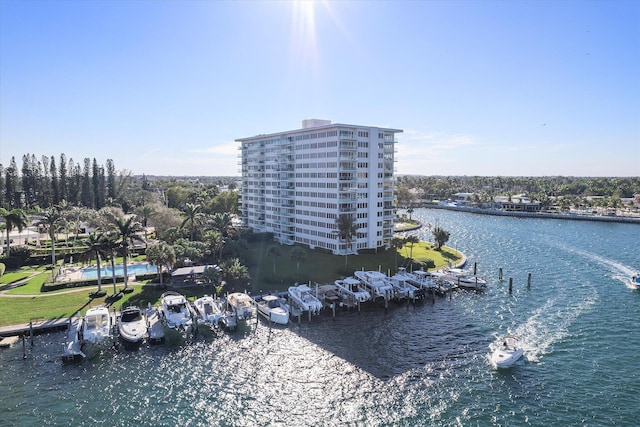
[290,0,319,66]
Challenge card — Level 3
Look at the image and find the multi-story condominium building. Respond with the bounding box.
[237,120,401,255]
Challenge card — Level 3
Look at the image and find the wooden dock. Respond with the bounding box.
[0,318,70,337]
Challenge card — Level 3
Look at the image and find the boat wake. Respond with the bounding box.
[550,243,638,289]
[510,290,598,363]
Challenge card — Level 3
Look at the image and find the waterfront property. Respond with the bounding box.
[237,119,401,254]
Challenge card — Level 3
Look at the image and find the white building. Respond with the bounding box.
[237,120,402,255]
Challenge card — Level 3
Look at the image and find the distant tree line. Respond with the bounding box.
[0,154,118,210]
[395,175,640,208]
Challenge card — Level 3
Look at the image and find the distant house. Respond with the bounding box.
[450,192,474,206]
[498,194,541,212]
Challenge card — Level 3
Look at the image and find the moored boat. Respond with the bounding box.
[490,335,524,369]
[159,291,194,330]
[353,270,394,303]
[256,295,290,325]
[288,283,323,314]
[441,267,487,290]
[334,277,371,304]
[118,306,147,346]
[82,306,112,344]
[81,306,113,354]
[194,295,223,328]
[227,292,255,320]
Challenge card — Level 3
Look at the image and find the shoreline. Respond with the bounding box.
[421,205,640,224]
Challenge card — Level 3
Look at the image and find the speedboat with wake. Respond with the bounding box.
[630,274,640,290]
[490,334,524,369]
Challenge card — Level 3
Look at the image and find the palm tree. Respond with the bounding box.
[210,212,233,237]
[407,207,414,221]
[390,237,405,270]
[0,208,28,257]
[146,241,176,286]
[335,214,358,269]
[36,208,62,268]
[290,246,306,279]
[405,235,420,260]
[101,232,120,295]
[112,216,145,291]
[181,202,203,241]
[266,244,282,280]
[135,204,156,241]
[204,229,225,262]
[82,231,108,294]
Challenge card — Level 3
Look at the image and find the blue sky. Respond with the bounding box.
[1,0,638,177]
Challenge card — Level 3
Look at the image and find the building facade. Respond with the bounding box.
[237,120,401,255]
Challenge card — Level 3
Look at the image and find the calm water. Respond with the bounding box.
[2,209,639,426]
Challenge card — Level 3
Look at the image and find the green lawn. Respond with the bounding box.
[245,240,462,294]
[0,239,462,327]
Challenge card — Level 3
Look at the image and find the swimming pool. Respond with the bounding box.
[80,263,156,280]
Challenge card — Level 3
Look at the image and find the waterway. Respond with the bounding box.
[1,209,638,426]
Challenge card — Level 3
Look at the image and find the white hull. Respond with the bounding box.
[491,348,524,368]
[257,295,290,325]
[490,335,524,368]
[227,293,255,320]
[288,284,323,313]
[118,307,147,345]
[353,271,394,302]
[194,296,223,327]
[335,278,371,303]
[82,306,113,347]
[160,291,194,330]
[630,275,640,290]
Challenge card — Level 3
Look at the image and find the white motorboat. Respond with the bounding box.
[118,306,147,346]
[62,313,85,362]
[353,270,394,303]
[81,306,113,354]
[442,268,487,290]
[194,295,223,327]
[159,291,194,330]
[227,292,255,320]
[386,273,425,300]
[334,277,371,303]
[630,274,640,290]
[490,335,524,369]
[256,295,290,325]
[288,283,323,314]
[145,303,165,343]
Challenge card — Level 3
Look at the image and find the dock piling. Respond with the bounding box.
[527,273,532,288]
[499,268,503,281]
[508,278,513,294]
